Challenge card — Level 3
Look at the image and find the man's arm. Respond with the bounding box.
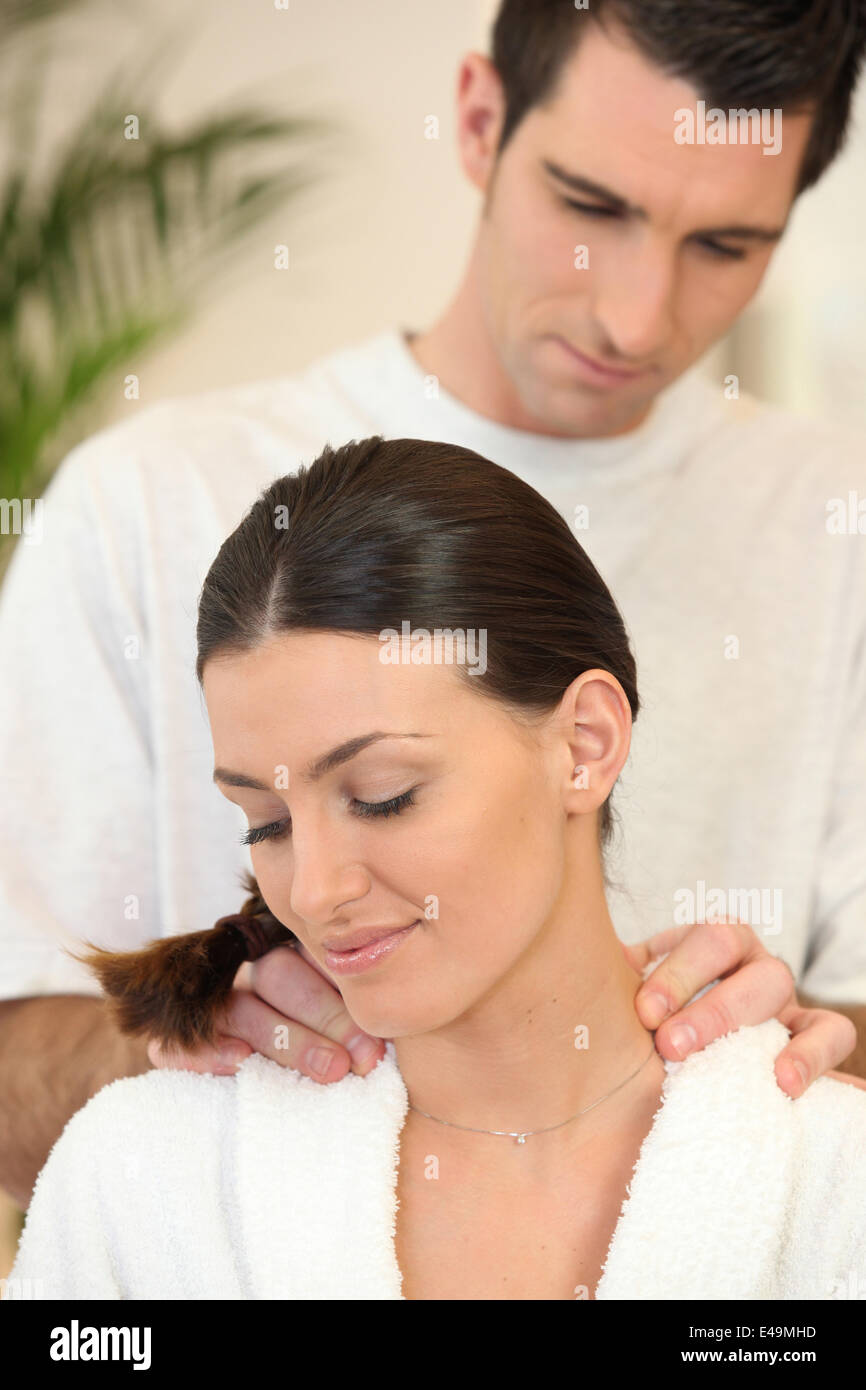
[0,433,183,1211]
[0,996,151,1209]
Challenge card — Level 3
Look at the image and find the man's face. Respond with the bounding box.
[467,21,814,437]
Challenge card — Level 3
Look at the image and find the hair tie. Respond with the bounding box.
[218,912,281,962]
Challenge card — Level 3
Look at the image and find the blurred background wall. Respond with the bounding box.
[2,0,865,1281]
[13,0,494,427]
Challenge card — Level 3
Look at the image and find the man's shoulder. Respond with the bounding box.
[684,371,866,483]
[71,328,399,461]
[49,326,404,505]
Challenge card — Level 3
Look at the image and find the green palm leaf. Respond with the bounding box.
[0,7,344,509]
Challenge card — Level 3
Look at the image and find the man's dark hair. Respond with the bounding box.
[491,0,866,195]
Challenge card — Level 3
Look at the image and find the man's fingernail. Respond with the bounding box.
[792,1059,809,1089]
[640,991,669,1028]
[306,1046,336,1079]
[347,1033,380,1064]
[667,1023,698,1058]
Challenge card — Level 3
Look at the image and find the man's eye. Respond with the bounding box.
[562,195,747,261]
[240,788,417,846]
[563,197,618,218]
[697,238,746,260]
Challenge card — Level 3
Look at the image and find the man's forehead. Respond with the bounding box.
[532,33,812,222]
[539,18,698,120]
[530,21,811,176]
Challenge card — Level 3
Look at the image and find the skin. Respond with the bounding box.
[148,19,865,1098]
[203,630,677,1298]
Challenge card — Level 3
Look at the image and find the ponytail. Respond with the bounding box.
[69,873,296,1051]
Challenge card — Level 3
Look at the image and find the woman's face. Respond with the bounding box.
[204,630,594,1039]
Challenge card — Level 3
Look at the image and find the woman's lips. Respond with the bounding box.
[323,921,420,975]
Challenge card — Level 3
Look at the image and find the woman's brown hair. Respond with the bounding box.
[74,436,639,1051]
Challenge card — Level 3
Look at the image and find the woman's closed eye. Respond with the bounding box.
[240,788,417,846]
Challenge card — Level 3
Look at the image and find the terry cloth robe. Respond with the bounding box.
[9,1018,866,1300]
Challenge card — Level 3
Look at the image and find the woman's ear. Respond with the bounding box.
[558,669,633,816]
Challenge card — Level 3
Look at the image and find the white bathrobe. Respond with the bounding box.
[9,1018,866,1300]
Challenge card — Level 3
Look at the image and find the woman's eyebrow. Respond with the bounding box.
[212,731,432,791]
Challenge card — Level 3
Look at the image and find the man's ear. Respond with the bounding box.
[454,52,507,198]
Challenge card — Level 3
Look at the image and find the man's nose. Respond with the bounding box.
[591,239,677,362]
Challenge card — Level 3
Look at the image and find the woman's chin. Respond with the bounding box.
[344,1007,426,1041]
[341,991,451,1043]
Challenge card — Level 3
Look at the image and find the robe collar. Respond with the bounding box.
[233,1020,794,1299]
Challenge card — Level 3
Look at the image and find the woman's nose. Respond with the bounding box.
[288,818,369,925]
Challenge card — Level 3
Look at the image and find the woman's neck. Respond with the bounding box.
[392,856,660,1170]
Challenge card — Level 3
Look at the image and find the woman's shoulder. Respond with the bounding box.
[70,1062,239,1135]
[659,1016,866,1222]
[683,1019,866,1291]
[58,1043,406,1164]
[792,1063,866,1132]
[31,1064,242,1202]
[598,1019,866,1299]
[670,1016,866,1136]
[778,1059,866,1296]
[676,1016,866,1118]
[786,1064,866,1198]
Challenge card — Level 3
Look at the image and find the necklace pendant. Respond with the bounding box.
[515,1133,528,1145]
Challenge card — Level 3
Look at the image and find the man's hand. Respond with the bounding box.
[147,942,384,1081]
[624,920,864,1098]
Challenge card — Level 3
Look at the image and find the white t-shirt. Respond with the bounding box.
[1,327,865,1003]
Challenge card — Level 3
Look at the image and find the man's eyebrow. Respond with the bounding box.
[543,159,639,216]
[213,732,432,791]
[542,158,787,242]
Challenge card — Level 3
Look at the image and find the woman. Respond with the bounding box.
[11,436,866,1299]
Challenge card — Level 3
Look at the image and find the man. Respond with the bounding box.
[1,0,865,1210]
